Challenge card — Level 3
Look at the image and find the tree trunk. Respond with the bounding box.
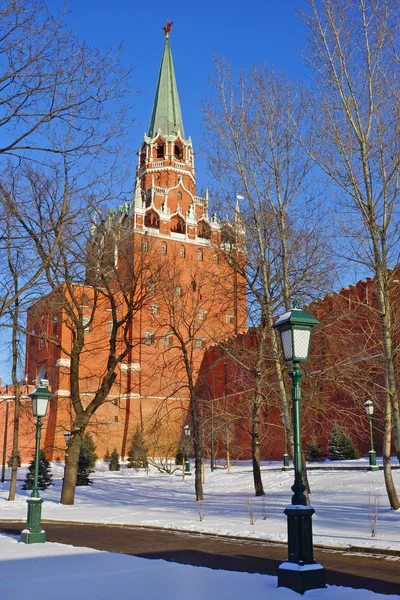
[382,394,400,510]
[8,285,20,502]
[252,404,264,496]
[8,389,20,501]
[60,415,88,505]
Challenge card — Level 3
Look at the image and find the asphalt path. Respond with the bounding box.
[0,521,399,596]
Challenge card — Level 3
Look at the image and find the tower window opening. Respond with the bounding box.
[151,303,159,316]
[144,210,160,229]
[198,221,211,240]
[179,246,185,258]
[213,253,219,264]
[164,333,171,348]
[221,225,236,247]
[161,243,167,255]
[175,285,182,298]
[191,280,197,292]
[174,144,183,160]
[226,314,234,324]
[171,215,185,234]
[177,191,182,200]
[156,144,165,158]
[142,240,148,252]
[197,249,203,262]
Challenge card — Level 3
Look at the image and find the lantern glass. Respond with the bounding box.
[364,400,375,417]
[293,327,311,361]
[63,431,71,443]
[32,396,49,418]
[280,329,294,362]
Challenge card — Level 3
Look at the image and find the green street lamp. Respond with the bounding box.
[364,400,379,472]
[183,425,191,475]
[20,380,53,545]
[273,306,325,594]
[281,412,291,472]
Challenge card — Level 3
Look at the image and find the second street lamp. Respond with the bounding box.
[364,400,379,472]
[273,306,325,594]
[20,380,53,544]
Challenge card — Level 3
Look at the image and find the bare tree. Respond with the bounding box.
[147,254,231,501]
[0,0,131,315]
[202,59,333,496]
[300,0,400,509]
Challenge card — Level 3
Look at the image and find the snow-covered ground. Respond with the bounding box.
[1,459,399,552]
[0,534,398,600]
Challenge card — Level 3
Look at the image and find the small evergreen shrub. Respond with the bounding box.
[76,433,98,486]
[109,448,121,471]
[8,450,21,468]
[329,425,360,461]
[127,427,148,469]
[306,436,325,462]
[22,450,53,490]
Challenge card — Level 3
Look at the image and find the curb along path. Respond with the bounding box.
[0,520,399,596]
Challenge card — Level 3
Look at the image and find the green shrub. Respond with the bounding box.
[109,448,121,471]
[306,436,325,462]
[22,450,53,490]
[76,433,98,486]
[127,427,148,469]
[329,425,360,461]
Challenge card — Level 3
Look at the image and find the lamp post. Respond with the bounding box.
[63,431,71,447]
[20,380,53,544]
[273,306,325,594]
[183,425,191,475]
[364,400,378,472]
[281,412,291,471]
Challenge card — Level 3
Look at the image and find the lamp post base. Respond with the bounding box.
[282,453,291,471]
[278,505,325,594]
[278,562,325,594]
[368,450,379,471]
[20,497,46,544]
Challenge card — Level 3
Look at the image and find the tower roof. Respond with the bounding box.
[147,35,185,140]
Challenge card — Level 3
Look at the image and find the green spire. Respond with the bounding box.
[148,36,185,140]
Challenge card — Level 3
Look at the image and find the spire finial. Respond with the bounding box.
[162,20,174,38]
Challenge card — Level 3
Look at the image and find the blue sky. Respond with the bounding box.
[0,1,310,382]
[56,0,308,189]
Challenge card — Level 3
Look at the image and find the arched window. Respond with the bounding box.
[156,144,164,159]
[142,240,148,252]
[198,221,211,240]
[179,246,185,258]
[171,215,185,234]
[177,191,182,200]
[213,253,219,264]
[161,243,167,255]
[191,280,197,292]
[197,249,203,262]
[144,210,160,229]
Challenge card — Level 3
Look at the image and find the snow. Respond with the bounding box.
[279,561,324,572]
[0,534,398,600]
[0,459,399,553]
